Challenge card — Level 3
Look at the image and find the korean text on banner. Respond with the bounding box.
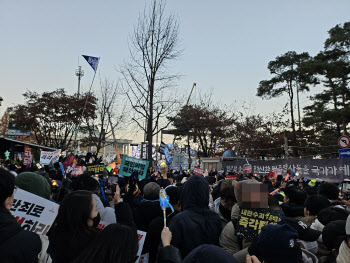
[235,208,280,241]
[40,149,61,165]
[193,166,204,175]
[97,221,146,263]
[86,164,105,175]
[23,146,32,166]
[11,189,59,236]
[119,156,149,179]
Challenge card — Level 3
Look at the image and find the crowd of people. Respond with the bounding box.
[1,156,350,263]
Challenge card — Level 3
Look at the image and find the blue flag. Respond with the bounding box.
[164,146,172,165]
[82,55,100,72]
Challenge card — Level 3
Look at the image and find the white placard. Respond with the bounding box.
[40,149,61,165]
[11,189,59,235]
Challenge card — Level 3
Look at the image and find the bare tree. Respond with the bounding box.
[120,0,182,163]
[82,79,127,154]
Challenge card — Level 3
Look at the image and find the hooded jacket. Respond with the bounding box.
[133,199,163,232]
[0,207,41,263]
[169,175,223,258]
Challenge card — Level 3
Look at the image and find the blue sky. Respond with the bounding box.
[1,0,350,139]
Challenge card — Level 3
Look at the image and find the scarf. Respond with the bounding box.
[336,241,350,263]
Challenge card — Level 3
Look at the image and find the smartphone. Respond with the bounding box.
[36,163,43,169]
[342,181,350,193]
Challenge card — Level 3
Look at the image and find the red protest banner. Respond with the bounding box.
[23,145,32,166]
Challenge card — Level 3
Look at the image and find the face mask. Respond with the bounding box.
[92,212,101,228]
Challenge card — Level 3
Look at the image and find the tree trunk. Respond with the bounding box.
[147,79,154,165]
[289,80,298,157]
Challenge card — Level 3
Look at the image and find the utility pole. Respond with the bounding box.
[73,66,84,154]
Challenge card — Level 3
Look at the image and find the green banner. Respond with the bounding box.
[119,156,149,179]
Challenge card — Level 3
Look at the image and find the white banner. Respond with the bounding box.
[11,189,59,235]
[40,149,61,165]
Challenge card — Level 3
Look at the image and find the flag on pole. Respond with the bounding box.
[82,55,100,72]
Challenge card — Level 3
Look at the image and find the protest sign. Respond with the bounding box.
[159,141,166,155]
[23,145,32,166]
[71,166,84,177]
[119,156,149,180]
[193,166,204,175]
[97,221,146,263]
[164,146,172,164]
[243,164,252,173]
[62,153,77,174]
[86,163,105,175]
[40,149,61,165]
[11,189,59,235]
[235,208,280,241]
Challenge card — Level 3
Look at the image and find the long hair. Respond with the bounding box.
[73,224,139,263]
[50,190,95,238]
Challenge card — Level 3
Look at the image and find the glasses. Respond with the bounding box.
[14,186,18,194]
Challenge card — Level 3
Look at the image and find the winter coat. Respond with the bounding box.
[280,202,305,217]
[157,245,182,263]
[169,175,223,258]
[232,248,317,263]
[297,215,317,227]
[182,244,238,263]
[213,197,231,229]
[0,207,41,263]
[220,203,241,255]
[133,199,163,231]
[144,207,179,263]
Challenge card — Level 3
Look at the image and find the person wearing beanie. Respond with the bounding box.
[252,224,303,263]
[15,172,51,199]
[336,215,350,263]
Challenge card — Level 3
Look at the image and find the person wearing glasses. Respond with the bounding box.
[0,167,41,263]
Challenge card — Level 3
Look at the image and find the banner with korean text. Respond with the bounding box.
[119,156,149,180]
[222,158,350,182]
[11,189,59,235]
[40,149,61,165]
